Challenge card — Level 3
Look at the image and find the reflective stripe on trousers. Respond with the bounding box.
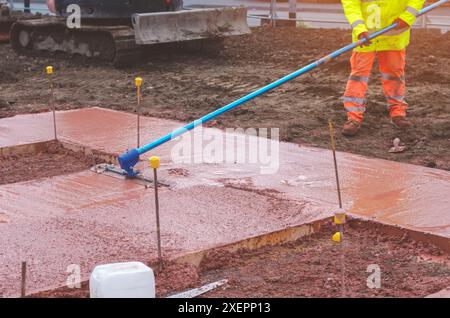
[343,50,408,122]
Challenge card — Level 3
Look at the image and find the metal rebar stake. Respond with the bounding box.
[154,168,162,270]
[328,120,342,209]
[150,156,163,272]
[47,66,57,140]
[328,119,345,297]
[51,82,57,140]
[21,261,27,298]
[339,223,345,298]
[135,77,143,148]
[137,98,140,148]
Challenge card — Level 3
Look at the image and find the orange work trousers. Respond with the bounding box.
[343,50,407,122]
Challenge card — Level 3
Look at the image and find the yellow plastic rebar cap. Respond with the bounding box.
[150,156,160,169]
[332,232,341,243]
[334,212,346,225]
[46,66,53,75]
[135,77,143,87]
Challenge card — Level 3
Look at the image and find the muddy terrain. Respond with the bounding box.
[0,27,449,169]
[30,220,450,298]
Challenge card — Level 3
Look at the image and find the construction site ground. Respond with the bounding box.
[30,220,450,298]
[1,26,449,298]
[0,27,449,170]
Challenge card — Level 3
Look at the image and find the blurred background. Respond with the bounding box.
[4,0,449,31]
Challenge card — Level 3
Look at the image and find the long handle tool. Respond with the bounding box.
[119,0,448,177]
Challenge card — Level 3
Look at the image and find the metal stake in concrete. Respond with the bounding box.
[328,119,346,298]
[21,261,27,298]
[328,120,342,209]
[135,77,143,148]
[150,156,163,272]
[46,66,57,140]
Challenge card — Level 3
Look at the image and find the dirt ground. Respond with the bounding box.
[29,220,450,298]
[199,221,450,298]
[0,27,449,171]
[0,141,102,184]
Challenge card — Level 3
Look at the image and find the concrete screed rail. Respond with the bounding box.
[118,0,449,177]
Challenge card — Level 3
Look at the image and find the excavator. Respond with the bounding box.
[9,0,250,65]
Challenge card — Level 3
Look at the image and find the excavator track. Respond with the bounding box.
[9,6,250,66]
[0,3,41,43]
[10,18,141,66]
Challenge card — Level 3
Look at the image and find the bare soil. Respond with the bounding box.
[0,27,449,170]
[29,220,450,298]
[199,221,450,298]
[0,141,103,184]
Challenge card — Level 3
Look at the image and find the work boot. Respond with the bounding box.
[342,120,361,137]
[391,116,412,130]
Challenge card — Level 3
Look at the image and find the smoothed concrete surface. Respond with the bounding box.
[1,107,449,296]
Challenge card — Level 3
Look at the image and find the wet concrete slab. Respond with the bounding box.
[426,287,450,298]
[0,108,181,153]
[0,171,321,297]
[1,107,450,296]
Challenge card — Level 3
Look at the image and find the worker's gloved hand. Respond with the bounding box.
[392,18,409,30]
[357,32,372,47]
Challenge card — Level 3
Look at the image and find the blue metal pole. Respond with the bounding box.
[119,0,448,177]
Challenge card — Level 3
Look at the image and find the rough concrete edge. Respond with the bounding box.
[0,140,52,157]
[58,140,118,164]
[349,214,450,253]
[169,216,331,268]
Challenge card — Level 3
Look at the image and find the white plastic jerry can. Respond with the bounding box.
[90,262,155,298]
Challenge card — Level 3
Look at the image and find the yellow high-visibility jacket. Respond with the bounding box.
[342,0,425,52]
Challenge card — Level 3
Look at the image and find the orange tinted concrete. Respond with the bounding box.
[426,287,450,298]
[0,171,322,297]
[1,107,449,296]
[0,108,181,153]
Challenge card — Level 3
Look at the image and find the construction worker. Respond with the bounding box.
[341,0,425,136]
